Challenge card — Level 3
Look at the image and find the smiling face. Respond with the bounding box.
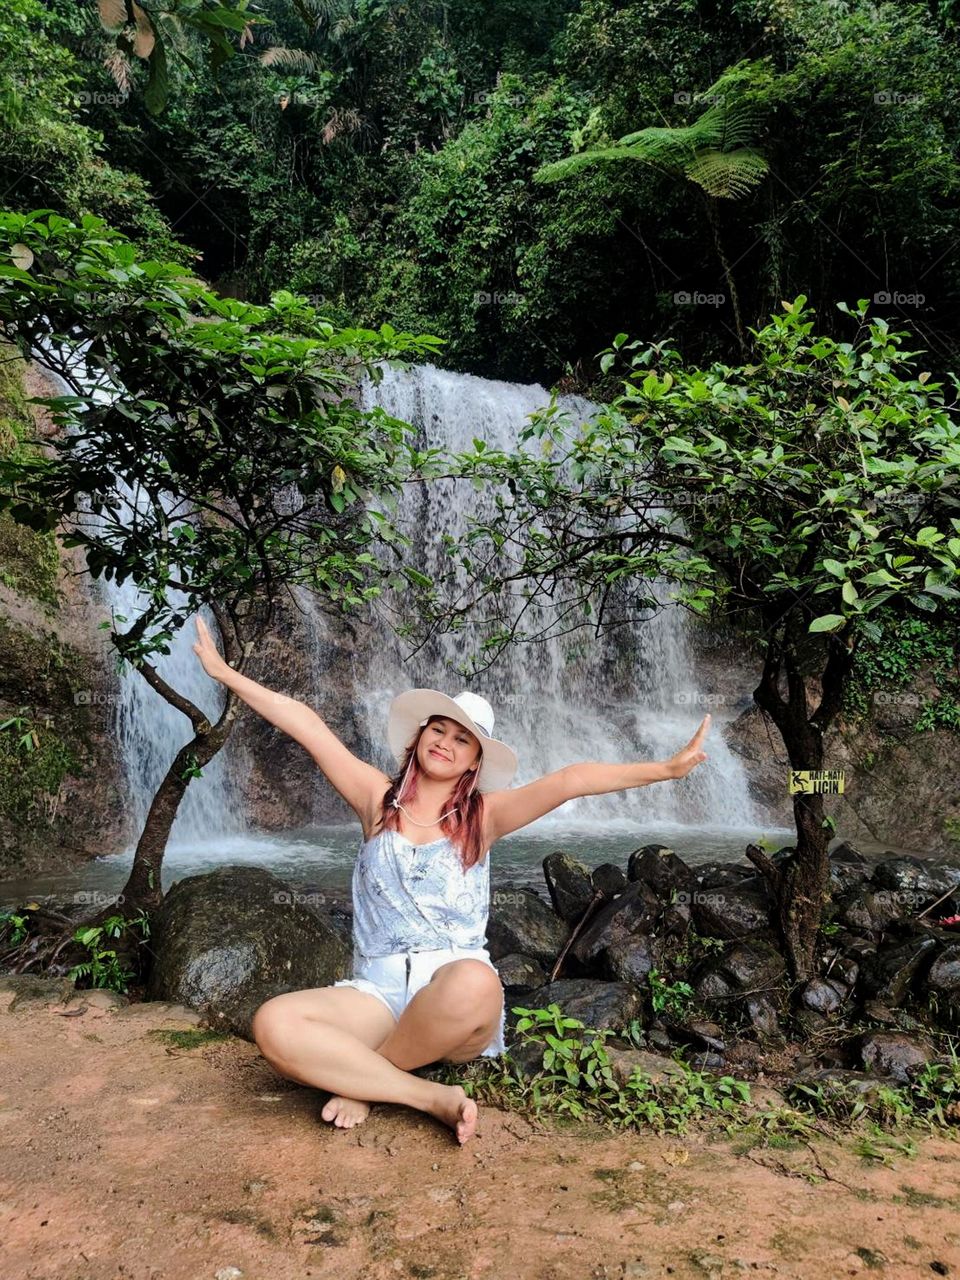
[417,715,482,785]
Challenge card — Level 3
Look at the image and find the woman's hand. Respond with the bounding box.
[665,713,711,779]
[192,615,230,682]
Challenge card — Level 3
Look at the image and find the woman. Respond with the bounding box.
[192,614,711,1145]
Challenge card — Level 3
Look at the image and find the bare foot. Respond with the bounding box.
[320,1094,372,1128]
[428,1083,478,1144]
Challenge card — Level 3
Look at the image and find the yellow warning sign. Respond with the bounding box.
[788,769,845,795]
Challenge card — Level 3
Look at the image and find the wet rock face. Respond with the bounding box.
[146,865,352,1039]
[857,1031,935,1083]
[860,931,940,1006]
[542,851,596,924]
[485,884,571,964]
[516,978,645,1041]
[687,877,776,941]
[494,952,547,989]
[569,880,661,970]
[926,944,960,994]
[626,845,697,899]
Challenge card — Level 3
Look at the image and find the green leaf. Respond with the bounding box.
[822,558,846,578]
[808,614,847,633]
[144,37,169,116]
[663,436,698,454]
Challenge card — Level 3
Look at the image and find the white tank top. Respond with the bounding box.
[350,823,491,959]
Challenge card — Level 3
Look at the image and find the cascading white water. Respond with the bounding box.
[38,342,247,852]
[39,336,759,860]
[356,362,760,832]
[103,572,247,851]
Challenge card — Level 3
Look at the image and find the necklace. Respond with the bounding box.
[392,800,460,825]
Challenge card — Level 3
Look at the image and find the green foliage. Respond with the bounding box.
[648,967,697,1021]
[0,345,61,605]
[0,706,77,825]
[0,210,446,663]
[0,909,29,946]
[786,1044,960,1132]
[0,0,192,256]
[495,1002,753,1133]
[844,613,960,733]
[428,1002,960,1139]
[445,295,960,668]
[535,61,769,200]
[67,909,151,993]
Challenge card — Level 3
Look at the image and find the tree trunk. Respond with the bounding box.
[116,604,249,914]
[118,714,237,912]
[703,195,747,358]
[747,615,853,984]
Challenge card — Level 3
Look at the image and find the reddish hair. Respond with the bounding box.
[379,715,486,871]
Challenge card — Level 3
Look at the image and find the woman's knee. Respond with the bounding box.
[251,993,295,1056]
[432,959,503,1020]
[252,985,397,1057]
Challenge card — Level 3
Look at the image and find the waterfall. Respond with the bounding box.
[355,362,760,833]
[38,334,760,860]
[37,340,247,853]
[103,573,247,851]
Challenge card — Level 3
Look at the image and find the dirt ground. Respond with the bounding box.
[1,987,959,1280]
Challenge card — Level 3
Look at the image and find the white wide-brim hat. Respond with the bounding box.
[387,688,518,793]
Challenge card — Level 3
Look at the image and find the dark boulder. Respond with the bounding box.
[872,856,960,900]
[696,862,758,890]
[688,878,775,940]
[494,952,547,989]
[799,978,843,1016]
[521,978,645,1037]
[832,885,905,937]
[146,866,352,1040]
[569,879,660,969]
[861,931,939,1005]
[926,944,960,994]
[627,844,697,900]
[486,884,570,965]
[857,1031,935,1084]
[592,862,628,898]
[542,851,596,924]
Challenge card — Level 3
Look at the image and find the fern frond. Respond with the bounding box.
[684,148,769,199]
[534,145,652,183]
[258,46,321,71]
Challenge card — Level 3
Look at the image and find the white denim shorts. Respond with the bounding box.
[332,943,507,1058]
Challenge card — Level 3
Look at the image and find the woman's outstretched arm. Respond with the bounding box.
[484,714,712,842]
[191,615,389,819]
